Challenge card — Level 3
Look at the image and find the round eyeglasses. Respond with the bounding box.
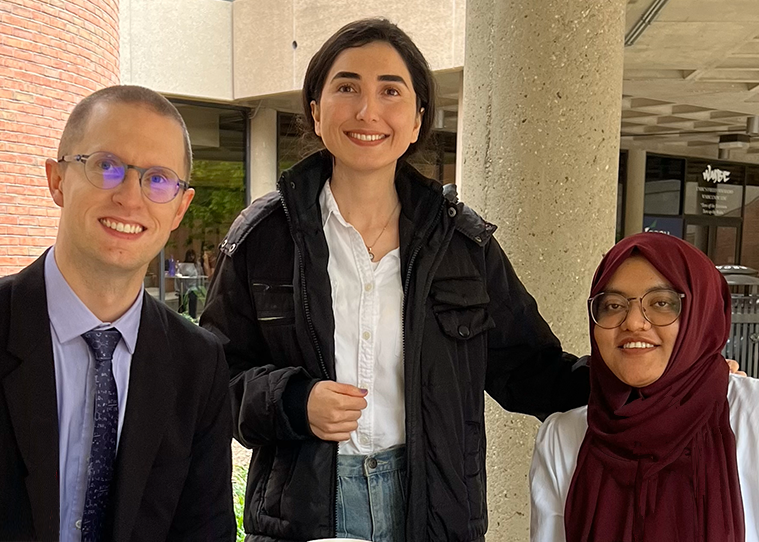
[588,288,685,329]
[58,152,189,204]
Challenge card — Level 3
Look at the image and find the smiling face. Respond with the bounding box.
[310,41,423,177]
[46,101,194,278]
[593,256,681,388]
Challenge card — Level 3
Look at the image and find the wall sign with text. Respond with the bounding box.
[683,159,744,217]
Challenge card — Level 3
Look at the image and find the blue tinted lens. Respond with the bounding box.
[101,165,124,187]
[88,154,125,188]
[143,168,177,202]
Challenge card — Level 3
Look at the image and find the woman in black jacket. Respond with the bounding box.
[201,18,589,542]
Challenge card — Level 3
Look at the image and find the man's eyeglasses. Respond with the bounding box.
[58,152,189,204]
[588,288,685,329]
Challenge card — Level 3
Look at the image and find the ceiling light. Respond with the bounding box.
[434,110,446,130]
[718,134,750,150]
[747,116,759,136]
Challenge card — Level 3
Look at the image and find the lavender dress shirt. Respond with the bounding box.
[44,248,143,541]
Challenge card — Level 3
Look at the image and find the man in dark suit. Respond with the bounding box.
[0,86,235,541]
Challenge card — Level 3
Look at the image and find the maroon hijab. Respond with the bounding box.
[564,232,744,542]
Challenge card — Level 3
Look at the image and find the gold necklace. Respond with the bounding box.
[366,200,400,261]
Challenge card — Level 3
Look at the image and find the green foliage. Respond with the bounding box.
[192,159,246,186]
[182,160,246,246]
[232,465,248,541]
[178,311,199,325]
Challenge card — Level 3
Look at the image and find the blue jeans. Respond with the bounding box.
[336,445,407,541]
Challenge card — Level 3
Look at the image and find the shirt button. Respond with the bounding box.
[75,519,82,530]
[360,435,370,445]
[362,331,371,341]
[364,283,373,292]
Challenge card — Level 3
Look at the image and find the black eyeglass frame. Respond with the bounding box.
[58,153,189,203]
[587,289,686,329]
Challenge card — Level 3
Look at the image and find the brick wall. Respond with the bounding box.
[0,0,119,275]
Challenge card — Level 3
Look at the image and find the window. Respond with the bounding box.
[145,102,248,321]
[742,167,759,270]
[644,155,685,216]
[617,152,627,242]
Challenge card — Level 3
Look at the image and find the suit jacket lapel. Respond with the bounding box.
[110,293,174,539]
[2,253,60,539]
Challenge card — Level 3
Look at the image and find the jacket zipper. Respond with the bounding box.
[400,201,445,534]
[402,200,444,376]
[277,175,339,535]
[277,177,330,380]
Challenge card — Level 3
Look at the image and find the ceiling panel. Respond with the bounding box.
[656,0,759,23]
[625,22,758,69]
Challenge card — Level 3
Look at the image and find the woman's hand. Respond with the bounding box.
[307,381,368,441]
[726,359,747,377]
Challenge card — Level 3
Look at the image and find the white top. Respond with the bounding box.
[530,374,759,542]
[320,181,405,455]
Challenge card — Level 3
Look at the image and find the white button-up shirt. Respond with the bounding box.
[320,181,405,455]
[530,375,759,542]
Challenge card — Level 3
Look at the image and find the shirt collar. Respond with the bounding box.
[319,178,352,229]
[44,248,143,354]
[318,180,402,264]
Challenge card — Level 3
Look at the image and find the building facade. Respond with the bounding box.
[622,151,759,270]
[0,0,119,275]
[2,1,759,540]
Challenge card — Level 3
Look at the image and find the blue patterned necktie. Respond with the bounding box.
[80,328,122,542]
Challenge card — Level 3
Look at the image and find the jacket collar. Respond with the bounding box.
[3,251,61,539]
[277,150,447,242]
[277,150,333,236]
[220,149,496,258]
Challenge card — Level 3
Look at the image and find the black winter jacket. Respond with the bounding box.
[201,151,590,542]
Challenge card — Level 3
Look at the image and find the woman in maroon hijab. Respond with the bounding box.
[530,232,759,542]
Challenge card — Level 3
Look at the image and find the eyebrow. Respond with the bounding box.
[331,71,360,81]
[330,71,409,88]
[604,285,672,297]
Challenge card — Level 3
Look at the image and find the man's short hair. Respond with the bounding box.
[58,85,193,179]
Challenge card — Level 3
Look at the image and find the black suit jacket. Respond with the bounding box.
[0,254,235,541]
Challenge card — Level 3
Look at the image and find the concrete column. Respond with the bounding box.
[249,107,279,203]
[624,149,646,236]
[460,1,626,540]
[455,70,465,191]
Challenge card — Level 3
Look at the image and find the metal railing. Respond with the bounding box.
[724,294,759,378]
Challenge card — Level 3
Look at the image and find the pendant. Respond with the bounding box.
[368,247,375,261]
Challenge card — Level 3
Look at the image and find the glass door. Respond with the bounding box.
[684,217,742,265]
[714,225,739,266]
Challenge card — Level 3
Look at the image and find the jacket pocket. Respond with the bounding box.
[247,446,275,529]
[434,307,495,340]
[430,277,490,309]
[464,421,487,522]
[262,443,300,519]
[251,283,295,326]
[427,279,494,390]
[431,277,494,339]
